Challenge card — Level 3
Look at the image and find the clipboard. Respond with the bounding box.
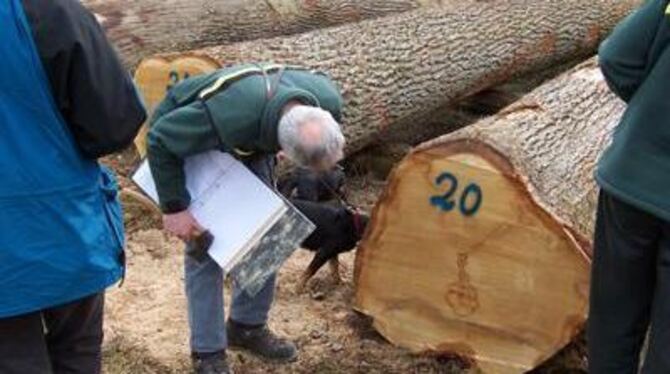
[131,150,314,295]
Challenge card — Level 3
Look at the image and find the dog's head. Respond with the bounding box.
[279,166,346,202]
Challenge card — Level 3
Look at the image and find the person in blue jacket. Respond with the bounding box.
[0,0,146,373]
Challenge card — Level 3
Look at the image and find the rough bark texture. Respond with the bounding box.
[158,0,640,156]
[353,58,624,372]
[373,57,586,148]
[418,57,625,243]
[82,0,447,68]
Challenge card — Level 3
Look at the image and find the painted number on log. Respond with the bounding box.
[430,172,483,216]
[167,70,191,91]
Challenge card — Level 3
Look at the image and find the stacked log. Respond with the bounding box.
[132,0,639,156]
[83,0,447,68]
[354,58,625,372]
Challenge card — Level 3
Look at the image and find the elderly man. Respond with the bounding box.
[589,1,670,373]
[147,63,345,374]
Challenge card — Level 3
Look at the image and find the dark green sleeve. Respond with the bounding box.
[146,100,220,213]
[599,0,670,102]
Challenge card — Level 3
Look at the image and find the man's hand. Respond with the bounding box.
[163,210,204,241]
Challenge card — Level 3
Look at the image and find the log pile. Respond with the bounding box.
[131,0,639,157]
[83,0,447,68]
[106,0,645,371]
[354,58,626,372]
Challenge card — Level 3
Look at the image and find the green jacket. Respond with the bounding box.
[146,63,343,213]
[597,0,670,221]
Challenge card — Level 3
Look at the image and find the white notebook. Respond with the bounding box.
[132,150,287,272]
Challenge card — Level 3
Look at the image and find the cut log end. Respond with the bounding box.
[133,56,220,157]
[354,140,590,372]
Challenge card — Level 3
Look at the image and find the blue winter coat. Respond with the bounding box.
[0,0,145,317]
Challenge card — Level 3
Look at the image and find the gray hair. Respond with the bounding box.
[278,105,345,170]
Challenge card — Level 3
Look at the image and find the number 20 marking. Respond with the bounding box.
[430,172,483,216]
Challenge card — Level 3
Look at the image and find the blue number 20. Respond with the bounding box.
[430,172,483,217]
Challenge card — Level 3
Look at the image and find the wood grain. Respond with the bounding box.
[354,58,625,371]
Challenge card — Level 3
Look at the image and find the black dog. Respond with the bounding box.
[290,198,369,291]
[278,166,345,202]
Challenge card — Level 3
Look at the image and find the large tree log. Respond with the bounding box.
[354,58,625,373]
[83,0,446,68]
[133,0,639,159]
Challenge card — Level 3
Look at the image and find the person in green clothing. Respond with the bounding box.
[590,1,670,373]
[146,63,346,374]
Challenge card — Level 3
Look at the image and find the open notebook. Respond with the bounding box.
[132,151,314,295]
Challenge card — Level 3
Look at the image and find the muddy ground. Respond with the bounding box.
[100,146,587,374]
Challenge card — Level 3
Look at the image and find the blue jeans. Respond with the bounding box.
[184,155,277,353]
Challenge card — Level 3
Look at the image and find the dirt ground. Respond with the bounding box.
[101,146,587,374]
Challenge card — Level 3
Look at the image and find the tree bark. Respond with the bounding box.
[151,0,640,155]
[416,58,624,242]
[82,0,447,68]
[353,58,624,373]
